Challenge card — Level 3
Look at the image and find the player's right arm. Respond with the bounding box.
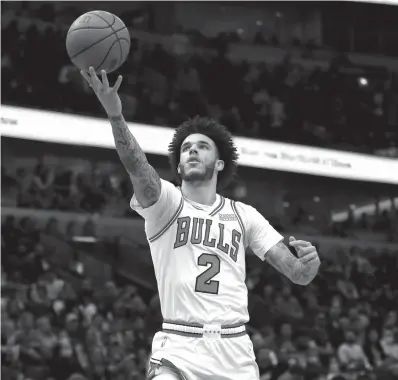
[81,67,160,208]
[109,114,160,207]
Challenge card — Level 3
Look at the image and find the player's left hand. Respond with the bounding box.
[289,236,320,270]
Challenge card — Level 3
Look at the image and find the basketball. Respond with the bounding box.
[66,11,130,74]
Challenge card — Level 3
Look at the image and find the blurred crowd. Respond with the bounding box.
[2,212,398,380]
[246,243,398,380]
[1,157,133,218]
[2,152,397,242]
[2,3,397,155]
[2,214,158,380]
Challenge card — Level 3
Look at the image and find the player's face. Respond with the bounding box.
[178,134,224,183]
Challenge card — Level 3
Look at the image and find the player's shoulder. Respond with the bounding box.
[160,178,179,191]
[224,197,259,220]
[130,178,182,216]
[158,178,184,203]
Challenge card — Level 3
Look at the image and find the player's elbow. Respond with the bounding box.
[130,169,162,209]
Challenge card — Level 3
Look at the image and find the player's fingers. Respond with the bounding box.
[289,236,296,242]
[112,75,123,93]
[80,71,92,86]
[299,252,319,265]
[101,70,109,90]
[289,240,312,248]
[89,66,102,90]
[297,246,316,258]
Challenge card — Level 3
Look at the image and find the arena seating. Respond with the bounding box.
[2,147,397,243]
[2,214,398,380]
[1,2,397,156]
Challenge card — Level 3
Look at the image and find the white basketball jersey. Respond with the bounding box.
[131,179,283,326]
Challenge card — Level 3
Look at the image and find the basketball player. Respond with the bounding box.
[81,68,321,380]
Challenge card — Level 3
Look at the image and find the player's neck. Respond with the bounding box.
[181,180,217,206]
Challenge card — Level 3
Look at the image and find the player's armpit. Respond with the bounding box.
[110,114,161,208]
[264,241,314,286]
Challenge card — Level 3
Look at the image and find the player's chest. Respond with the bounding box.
[172,206,244,263]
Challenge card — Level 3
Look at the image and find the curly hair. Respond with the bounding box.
[168,116,239,190]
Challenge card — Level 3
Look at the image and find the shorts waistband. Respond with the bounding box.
[162,320,247,338]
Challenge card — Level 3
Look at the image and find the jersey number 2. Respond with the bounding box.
[195,253,220,295]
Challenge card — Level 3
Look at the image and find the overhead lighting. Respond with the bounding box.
[358,77,368,86]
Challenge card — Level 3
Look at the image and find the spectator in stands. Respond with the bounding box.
[35,316,57,361]
[45,217,64,240]
[91,313,109,346]
[175,60,205,116]
[17,217,40,251]
[275,284,304,321]
[380,313,398,367]
[79,296,98,327]
[336,271,360,301]
[8,240,43,284]
[276,322,297,364]
[364,328,387,368]
[29,275,52,314]
[30,159,54,208]
[303,291,323,324]
[2,215,18,256]
[130,316,149,351]
[315,329,335,368]
[257,347,279,379]
[136,347,150,377]
[43,271,65,302]
[382,311,398,341]
[347,306,369,342]
[55,315,90,380]
[65,221,78,240]
[11,311,51,380]
[95,281,119,315]
[52,166,76,210]
[337,330,371,373]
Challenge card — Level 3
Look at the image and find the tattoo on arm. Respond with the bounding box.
[265,241,316,285]
[109,115,161,207]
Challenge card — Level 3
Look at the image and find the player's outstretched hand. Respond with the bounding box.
[81,66,123,117]
[289,236,320,270]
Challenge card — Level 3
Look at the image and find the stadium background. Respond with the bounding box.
[1,1,398,380]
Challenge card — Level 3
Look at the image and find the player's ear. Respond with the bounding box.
[177,164,182,174]
[216,160,224,172]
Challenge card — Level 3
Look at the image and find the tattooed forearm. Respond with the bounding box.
[110,115,146,174]
[265,242,317,285]
[109,115,161,207]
